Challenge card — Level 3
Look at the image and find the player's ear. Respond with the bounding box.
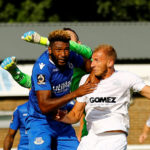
[48,46,52,55]
[107,59,114,68]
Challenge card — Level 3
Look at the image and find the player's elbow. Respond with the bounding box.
[40,107,48,114]
[39,104,48,114]
[39,104,56,115]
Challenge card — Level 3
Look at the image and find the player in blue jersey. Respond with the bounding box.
[3,102,29,150]
[0,28,91,146]
[21,28,90,141]
[26,29,96,150]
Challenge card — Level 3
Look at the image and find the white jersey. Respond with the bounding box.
[77,70,145,134]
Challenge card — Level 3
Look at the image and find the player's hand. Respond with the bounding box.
[75,81,97,97]
[86,71,100,84]
[1,56,17,71]
[139,133,147,143]
[53,109,68,120]
[21,30,41,43]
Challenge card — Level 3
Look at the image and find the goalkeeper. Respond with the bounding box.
[1,28,91,141]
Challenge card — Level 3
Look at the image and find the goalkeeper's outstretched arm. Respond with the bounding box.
[22,31,92,59]
[0,56,31,88]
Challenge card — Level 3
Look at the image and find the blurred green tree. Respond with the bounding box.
[96,0,150,21]
[1,0,150,22]
[0,0,58,22]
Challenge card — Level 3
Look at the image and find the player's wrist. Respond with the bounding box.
[40,37,49,46]
[71,91,78,99]
[8,66,20,76]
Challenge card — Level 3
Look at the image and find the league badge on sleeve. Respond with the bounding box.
[37,74,45,85]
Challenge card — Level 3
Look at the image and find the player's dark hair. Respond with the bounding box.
[48,30,71,46]
[63,27,79,42]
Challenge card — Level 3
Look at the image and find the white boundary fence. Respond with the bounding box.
[0,64,150,97]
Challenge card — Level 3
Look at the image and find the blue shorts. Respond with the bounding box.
[27,117,79,150]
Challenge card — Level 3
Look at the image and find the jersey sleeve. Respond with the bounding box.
[77,75,89,103]
[129,73,146,92]
[32,62,51,91]
[9,107,19,130]
[69,51,84,68]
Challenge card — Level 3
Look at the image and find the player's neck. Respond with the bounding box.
[101,68,115,80]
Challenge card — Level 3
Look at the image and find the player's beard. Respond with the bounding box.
[50,53,68,71]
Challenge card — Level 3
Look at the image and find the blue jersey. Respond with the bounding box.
[10,102,28,149]
[28,50,84,119]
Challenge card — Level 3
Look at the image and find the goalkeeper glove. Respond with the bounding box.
[21,30,49,46]
[1,56,31,88]
[1,56,17,71]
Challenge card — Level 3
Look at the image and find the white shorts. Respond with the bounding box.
[78,130,127,150]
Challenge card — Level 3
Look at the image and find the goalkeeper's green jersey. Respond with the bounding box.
[70,68,88,137]
[82,114,88,137]
[70,68,86,92]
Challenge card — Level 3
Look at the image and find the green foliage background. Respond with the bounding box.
[0,0,150,22]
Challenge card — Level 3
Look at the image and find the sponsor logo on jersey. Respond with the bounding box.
[37,74,45,85]
[39,63,45,70]
[52,68,59,72]
[23,113,28,116]
[90,97,116,103]
[52,81,71,94]
[34,137,44,145]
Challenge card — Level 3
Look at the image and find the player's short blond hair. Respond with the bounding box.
[94,44,117,62]
[48,30,71,46]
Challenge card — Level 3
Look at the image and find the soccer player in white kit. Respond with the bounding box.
[55,44,150,150]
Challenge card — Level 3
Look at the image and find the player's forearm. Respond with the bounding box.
[39,91,78,114]
[3,143,12,150]
[69,41,92,59]
[40,36,49,46]
[78,114,84,132]
[59,109,81,124]
[142,124,150,134]
[8,67,31,88]
[39,82,95,114]
[140,85,150,99]
[1,56,31,88]
[77,114,85,141]
[60,113,80,124]
[3,136,14,150]
[57,102,85,124]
